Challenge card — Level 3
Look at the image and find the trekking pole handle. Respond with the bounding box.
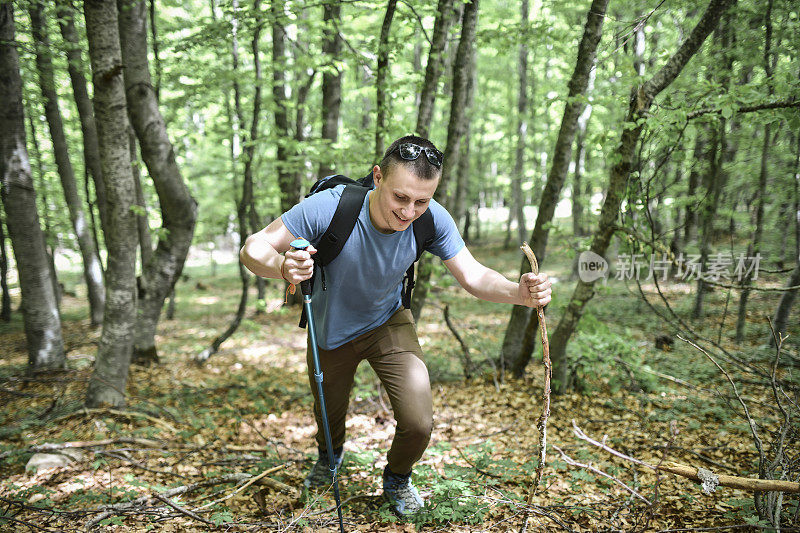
[290,238,313,296]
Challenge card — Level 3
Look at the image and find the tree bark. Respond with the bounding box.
[411,0,479,323]
[375,0,398,161]
[117,0,198,365]
[83,0,138,405]
[415,0,455,137]
[29,0,105,326]
[503,0,610,376]
[318,0,343,178]
[55,0,109,242]
[549,0,734,393]
[0,218,10,322]
[0,4,64,370]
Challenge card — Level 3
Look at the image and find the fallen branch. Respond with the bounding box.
[572,421,800,494]
[51,408,178,433]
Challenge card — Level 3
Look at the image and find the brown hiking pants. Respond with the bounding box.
[306,308,433,475]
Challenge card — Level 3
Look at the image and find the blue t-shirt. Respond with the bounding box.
[281,185,465,349]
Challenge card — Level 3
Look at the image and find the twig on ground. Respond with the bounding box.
[154,493,214,526]
[192,463,294,512]
[552,444,652,504]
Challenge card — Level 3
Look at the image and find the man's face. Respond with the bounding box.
[369,164,439,233]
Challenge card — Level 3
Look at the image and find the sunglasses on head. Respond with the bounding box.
[387,143,443,169]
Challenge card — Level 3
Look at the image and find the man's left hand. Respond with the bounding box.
[519,273,551,308]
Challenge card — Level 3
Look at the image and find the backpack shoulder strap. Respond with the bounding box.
[412,208,435,261]
[402,209,435,309]
[315,184,369,266]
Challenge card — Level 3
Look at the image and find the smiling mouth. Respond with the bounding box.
[394,212,410,223]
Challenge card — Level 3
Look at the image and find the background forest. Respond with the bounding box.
[1,0,799,530]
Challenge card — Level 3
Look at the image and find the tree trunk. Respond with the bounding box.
[683,131,705,245]
[272,0,299,214]
[117,0,198,365]
[693,20,733,319]
[415,0,455,137]
[734,123,771,341]
[375,0,398,161]
[131,127,153,269]
[572,60,597,238]
[318,0,343,178]
[26,111,62,311]
[83,0,138,406]
[770,258,800,345]
[56,0,109,239]
[0,217,10,322]
[0,5,64,370]
[411,0,479,323]
[452,50,477,230]
[549,0,734,393]
[29,1,106,327]
[245,0,265,314]
[503,0,610,376]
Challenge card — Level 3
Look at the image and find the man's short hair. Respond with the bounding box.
[379,135,442,181]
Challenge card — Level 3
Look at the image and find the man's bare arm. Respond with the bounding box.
[443,247,551,307]
[239,218,316,283]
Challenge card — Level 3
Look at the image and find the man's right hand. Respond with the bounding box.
[282,245,317,284]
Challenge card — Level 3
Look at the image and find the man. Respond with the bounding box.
[240,135,551,516]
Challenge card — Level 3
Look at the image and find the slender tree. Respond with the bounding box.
[117,0,198,364]
[197,0,263,363]
[56,0,109,242]
[415,0,455,137]
[318,0,343,178]
[411,0,479,322]
[0,217,9,322]
[502,0,610,376]
[0,4,65,370]
[549,0,735,393]
[375,0,397,161]
[509,0,529,247]
[735,1,774,342]
[83,0,138,405]
[29,0,105,326]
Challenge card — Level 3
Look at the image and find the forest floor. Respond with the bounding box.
[1,235,798,532]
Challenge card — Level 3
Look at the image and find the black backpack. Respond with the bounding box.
[297,170,435,328]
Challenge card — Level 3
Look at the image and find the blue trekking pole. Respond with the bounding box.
[291,238,345,533]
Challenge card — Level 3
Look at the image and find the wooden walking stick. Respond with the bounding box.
[519,242,551,533]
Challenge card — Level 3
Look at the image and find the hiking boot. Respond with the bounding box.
[303,447,344,489]
[382,466,424,516]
